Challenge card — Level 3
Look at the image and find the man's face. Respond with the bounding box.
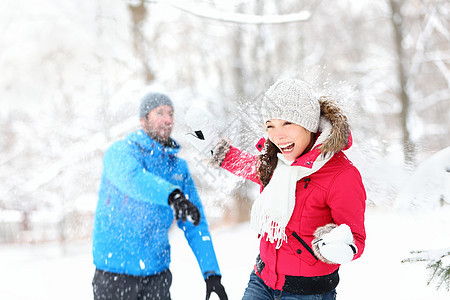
[140,105,174,142]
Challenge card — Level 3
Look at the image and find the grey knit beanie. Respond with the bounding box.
[262,79,320,133]
[139,92,173,118]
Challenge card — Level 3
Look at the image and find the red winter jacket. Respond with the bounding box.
[220,107,366,294]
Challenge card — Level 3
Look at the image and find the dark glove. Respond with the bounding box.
[205,275,228,300]
[168,189,200,226]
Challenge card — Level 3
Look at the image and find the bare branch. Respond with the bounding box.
[145,0,313,24]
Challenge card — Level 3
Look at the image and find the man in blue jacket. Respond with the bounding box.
[92,92,227,300]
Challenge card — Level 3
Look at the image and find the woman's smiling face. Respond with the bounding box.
[266,119,313,161]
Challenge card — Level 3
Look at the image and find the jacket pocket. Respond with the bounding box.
[287,231,319,266]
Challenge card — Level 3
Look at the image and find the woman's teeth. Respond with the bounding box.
[280,142,294,152]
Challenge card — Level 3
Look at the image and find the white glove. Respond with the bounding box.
[314,224,357,264]
[185,105,220,155]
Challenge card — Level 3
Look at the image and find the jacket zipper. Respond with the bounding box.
[304,178,311,188]
[292,231,319,260]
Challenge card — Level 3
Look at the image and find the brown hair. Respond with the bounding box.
[258,133,316,187]
[258,139,280,187]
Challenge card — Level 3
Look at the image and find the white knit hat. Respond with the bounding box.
[262,79,320,133]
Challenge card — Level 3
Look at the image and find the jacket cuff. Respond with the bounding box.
[203,271,222,280]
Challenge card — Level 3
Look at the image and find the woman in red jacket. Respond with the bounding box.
[210,79,366,299]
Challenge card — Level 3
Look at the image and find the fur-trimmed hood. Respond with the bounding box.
[317,96,350,156]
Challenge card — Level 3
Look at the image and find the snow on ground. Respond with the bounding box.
[1,206,449,300]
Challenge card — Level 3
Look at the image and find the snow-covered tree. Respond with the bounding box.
[403,248,450,291]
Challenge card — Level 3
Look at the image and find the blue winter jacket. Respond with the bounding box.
[92,130,221,278]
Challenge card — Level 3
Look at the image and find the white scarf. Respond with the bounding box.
[250,117,333,248]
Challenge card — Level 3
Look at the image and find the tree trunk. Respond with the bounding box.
[390,0,416,166]
[229,2,253,223]
[129,0,155,83]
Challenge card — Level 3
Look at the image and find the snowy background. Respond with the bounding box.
[1,0,449,299]
[1,206,450,299]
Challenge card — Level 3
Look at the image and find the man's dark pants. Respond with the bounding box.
[92,269,172,300]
